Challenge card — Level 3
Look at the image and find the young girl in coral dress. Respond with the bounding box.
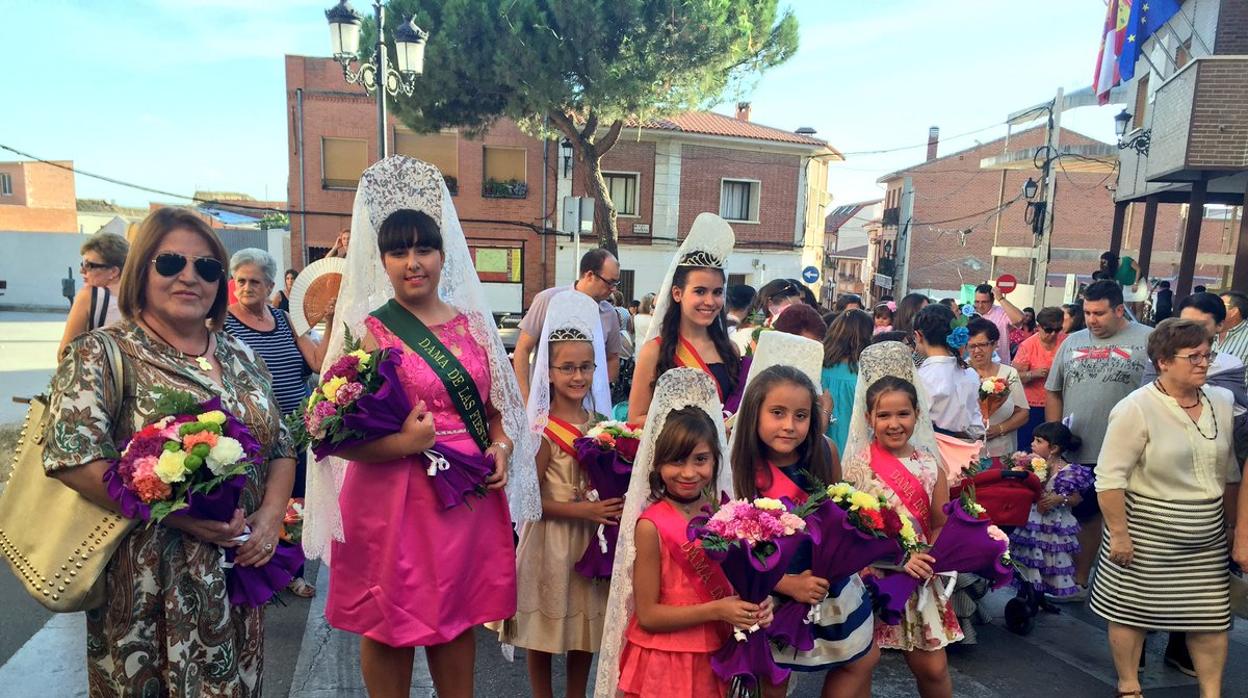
[501,290,615,698]
[842,342,962,698]
[595,368,771,698]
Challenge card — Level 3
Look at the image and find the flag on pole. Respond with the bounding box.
[1094,0,1132,105]
[1118,0,1183,82]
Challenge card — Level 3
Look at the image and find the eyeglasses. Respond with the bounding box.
[80,261,111,272]
[593,271,621,289]
[1174,351,1217,366]
[152,253,224,283]
[551,362,596,376]
[967,341,994,351]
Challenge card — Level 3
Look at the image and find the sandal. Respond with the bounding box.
[1115,690,1143,697]
[287,577,316,598]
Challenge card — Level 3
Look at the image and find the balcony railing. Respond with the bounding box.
[1147,56,1248,183]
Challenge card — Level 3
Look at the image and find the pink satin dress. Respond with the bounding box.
[325,313,517,647]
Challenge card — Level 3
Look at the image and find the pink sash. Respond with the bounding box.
[755,461,808,505]
[869,442,931,540]
[646,500,732,603]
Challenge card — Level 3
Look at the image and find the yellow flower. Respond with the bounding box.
[197,410,227,425]
[899,516,918,543]
[826,482,855,502]
[322,376,348,402]
[1030,457,1047,470]
[849,490,880,511]
[753,497,785,511]
[349,349,371,367]
[155,450,189,484]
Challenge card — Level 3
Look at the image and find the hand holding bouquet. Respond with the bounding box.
[689,498,809,691]
[978,375,1012,420]
[572,420,641,579]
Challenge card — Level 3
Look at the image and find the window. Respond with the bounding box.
[395,130,459,192]
[0,173,11,196]
[321,137,368,189]
[619,269,636,304]
[719,179,760,222]
[1132,73,1150,130]
[604,172,639,216]
[483,147,527,198]
[728,273,747,288]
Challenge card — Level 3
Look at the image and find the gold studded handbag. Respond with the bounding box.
[0,333,136,612]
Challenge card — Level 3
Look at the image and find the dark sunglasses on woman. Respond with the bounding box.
[151,253,225,283]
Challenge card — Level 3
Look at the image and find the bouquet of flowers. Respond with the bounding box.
[292,329,493,510]
[279,498,304,545]
[572,420,641,579]
[1003,451,1050,482]
[103,388,303,607]
[867,487,1015,625]
[978,375,1013,420]
[768,482,908,653]
[688,498,808,692]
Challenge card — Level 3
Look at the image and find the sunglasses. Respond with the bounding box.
[1041,325,1062,334]
[152,253,224,283]
[80,261,111,272]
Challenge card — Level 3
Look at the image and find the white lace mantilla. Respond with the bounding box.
[526,289,613,434]
[642,213,736,346]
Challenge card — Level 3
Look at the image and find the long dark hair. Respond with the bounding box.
[731,366,833,500]
[893,293,929,336]
[655,266,741,395]
[648,406,721,500]
[914,303,968,368]
[824,309,873,369]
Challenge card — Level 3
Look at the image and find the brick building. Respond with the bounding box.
[0,160,77,233]
[285,55,555,311]
[822,200,879,304]
[554,105,839,303]
[1111,0,1248,298]
[869,126,1231,303]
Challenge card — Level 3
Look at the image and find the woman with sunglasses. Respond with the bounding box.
[56,231,129,357]
[1012,306,1067,449]
[42,207,296,696]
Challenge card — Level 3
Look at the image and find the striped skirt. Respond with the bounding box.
[1089,493,1231,633]
[772,574,874,671]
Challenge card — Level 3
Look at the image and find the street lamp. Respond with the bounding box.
[559,138,574,177]
[325,0,428,157]
[1022,177,1039,200]
[1113,108,1151,156]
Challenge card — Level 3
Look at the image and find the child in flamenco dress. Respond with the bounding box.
[1008,421,1093,600]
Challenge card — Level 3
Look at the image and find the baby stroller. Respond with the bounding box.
[951,467,1047,636]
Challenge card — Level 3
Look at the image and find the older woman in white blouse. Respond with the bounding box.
[1092,318,1238,698]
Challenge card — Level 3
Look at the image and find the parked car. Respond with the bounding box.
[495,313,523,355]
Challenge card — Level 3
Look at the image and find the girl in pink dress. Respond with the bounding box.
[324,204,519,698]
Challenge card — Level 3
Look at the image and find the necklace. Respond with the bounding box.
[665,491,704,510]
[143,317,213,372]
[1154,381,1216,440]
[1154,380,1200,409]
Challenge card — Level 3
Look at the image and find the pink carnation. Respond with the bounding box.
[324,354,360,382]
[335,381,365,405]
[313,400,337,419]
[182,430,218,449]
[131,456,170,503]
[986,525,1009,543]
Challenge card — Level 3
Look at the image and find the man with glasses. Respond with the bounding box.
[974,283,1025,364]
[1045,279,1152,603]
[513,248,623,399]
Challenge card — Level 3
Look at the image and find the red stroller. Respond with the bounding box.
[952,467,1047,635]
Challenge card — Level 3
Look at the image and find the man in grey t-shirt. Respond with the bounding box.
[513,248,623,400]
[1045,279,1152,599]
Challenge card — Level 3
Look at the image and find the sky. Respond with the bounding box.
[0,0,1120,209]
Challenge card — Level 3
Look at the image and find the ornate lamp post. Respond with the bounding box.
[1114,108,1151,157]
[325,0,428,157]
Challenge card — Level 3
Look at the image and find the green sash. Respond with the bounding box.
[370,300,491,452]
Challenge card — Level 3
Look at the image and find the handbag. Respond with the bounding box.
[0,333,137,612]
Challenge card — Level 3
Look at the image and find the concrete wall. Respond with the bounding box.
[0,231,90,311]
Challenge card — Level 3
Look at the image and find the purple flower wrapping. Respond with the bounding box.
[227,542,304,607]
[699,533,807,691]
[571,435,635,579]
[768,499,903,652]
[311,351,413,460]
[103,465,152,521]
[420,442,495,511]
[867,501,1014,625]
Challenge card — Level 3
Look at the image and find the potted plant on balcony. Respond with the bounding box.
[482,178,528,199]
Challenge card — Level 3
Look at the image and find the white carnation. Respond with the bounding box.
[206,436,245,475]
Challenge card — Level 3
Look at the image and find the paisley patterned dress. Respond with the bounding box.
[43,322,293,697]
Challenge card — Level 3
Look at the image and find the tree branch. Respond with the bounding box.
[583,110,599,143]
[598,119,625,155]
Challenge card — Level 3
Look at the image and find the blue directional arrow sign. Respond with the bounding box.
[801,265,820,284]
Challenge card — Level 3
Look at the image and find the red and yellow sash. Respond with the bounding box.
[756,461,808,505]
[543,415,583,459]
[645,500,732,603]
[655,335,723,400]
[870,442,932,540]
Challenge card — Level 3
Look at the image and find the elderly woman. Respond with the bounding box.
[57,231,129,357]
[44,207,295,695]
[225,247,330,597]
[1092,318,1237,698]
[966,317,1028,462]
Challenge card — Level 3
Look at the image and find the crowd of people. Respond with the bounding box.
[36,155,1246,698]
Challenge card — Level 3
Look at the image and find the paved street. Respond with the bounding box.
[2,311,1248,696]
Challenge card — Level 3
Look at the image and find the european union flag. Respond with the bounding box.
[1118,0,1182,81]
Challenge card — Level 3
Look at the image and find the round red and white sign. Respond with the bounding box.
[996,274,1018,294]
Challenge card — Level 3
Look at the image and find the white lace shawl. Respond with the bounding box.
[641,213,736,347]
[592,368,732,698]
[302,156,541,561]
[842,341,941,480]
[526,289,613,431]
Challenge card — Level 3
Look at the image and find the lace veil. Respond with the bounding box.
[526,290,613,431]
[842,341,940,474]
[641,213,737,347]
[593,368,731,698]
[302,156,541,561]
[724,330,825,461]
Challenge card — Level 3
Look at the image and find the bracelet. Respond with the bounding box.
[491,441,512,453]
